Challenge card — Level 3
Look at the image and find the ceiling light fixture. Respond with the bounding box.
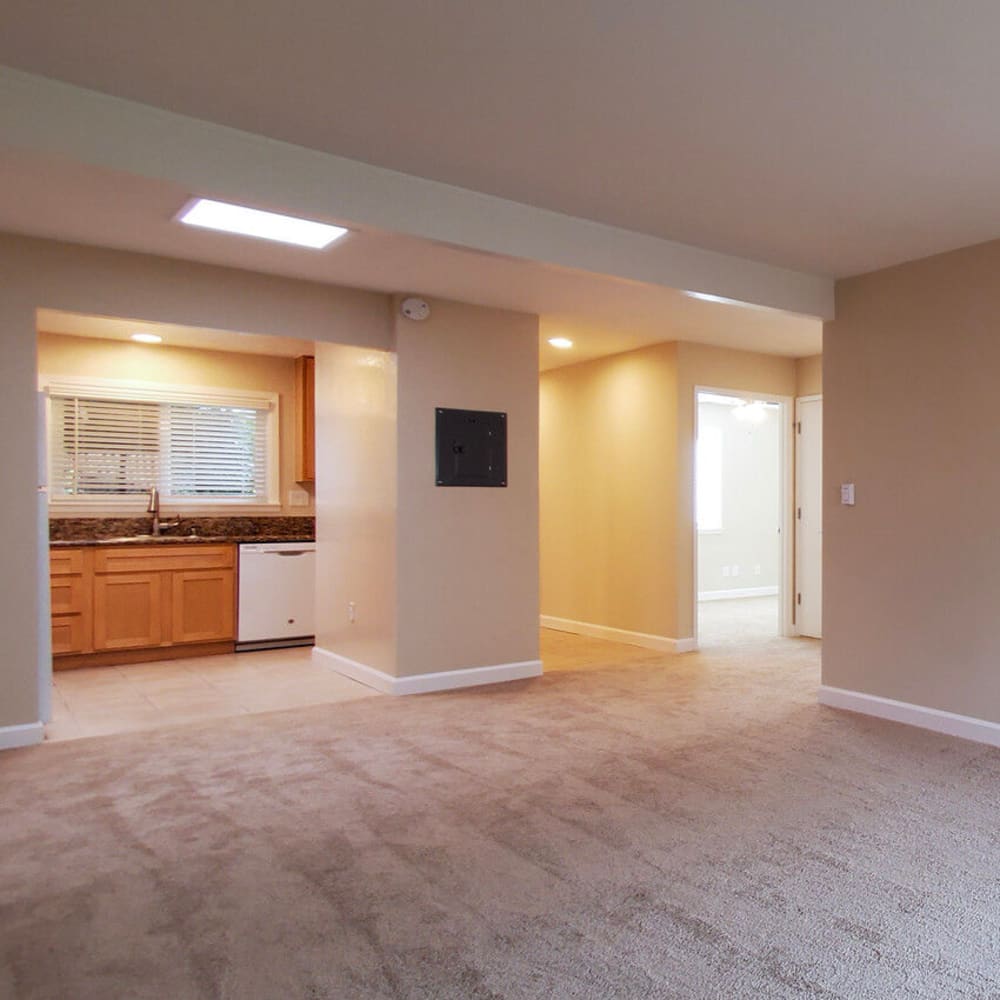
[683,290,761,310]
[177,198,348,249]
[131,332,162,344]
[548,337,574,349]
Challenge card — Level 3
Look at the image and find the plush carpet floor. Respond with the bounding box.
[2,629,999,999]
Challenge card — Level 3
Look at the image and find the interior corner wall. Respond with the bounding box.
[314,342,398,674]
[394,298,540,676]
[824,239,1000,722]
[796,355,823,397]
[540,342,683,641]
[675,343,797,639]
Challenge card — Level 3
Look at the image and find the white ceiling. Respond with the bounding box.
[0,150,821,368]
[1,0,999,277]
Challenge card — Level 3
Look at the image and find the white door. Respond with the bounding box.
[795,397,822,638]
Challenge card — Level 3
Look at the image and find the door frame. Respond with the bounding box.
[693,385,795,648]
[794,394,823,638]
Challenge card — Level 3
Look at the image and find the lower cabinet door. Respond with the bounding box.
[93,572,163,650]
[171,569,235,644]
[51,614,87,655]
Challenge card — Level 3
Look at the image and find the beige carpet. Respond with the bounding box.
[2,630,999,999]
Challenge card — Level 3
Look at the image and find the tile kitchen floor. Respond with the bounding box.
[46,647,379,742]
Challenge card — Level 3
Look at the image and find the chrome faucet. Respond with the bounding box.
[146,486,180,537]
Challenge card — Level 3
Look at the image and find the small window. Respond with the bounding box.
[696,425,723,532]
[45,377,278,507]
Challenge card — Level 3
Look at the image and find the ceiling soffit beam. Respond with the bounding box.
[0,67,834,320]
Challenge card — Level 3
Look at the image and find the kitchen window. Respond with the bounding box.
[44,377,279,509]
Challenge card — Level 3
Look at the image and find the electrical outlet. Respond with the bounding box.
[754,564,761,576]
[288,489,310,507]
[347,602,356,624]
[722,566,731,578]
[732,565,740,577]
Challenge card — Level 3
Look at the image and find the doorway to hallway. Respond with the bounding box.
[695,389,790,646]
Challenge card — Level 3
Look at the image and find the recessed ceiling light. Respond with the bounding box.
[131,332,162,344]
[548,337,574,349]
[177,198,349,249]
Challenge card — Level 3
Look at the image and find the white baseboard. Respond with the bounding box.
[540,615,697,654]
[698,586,779,602]
[312,647,543,696]
[819,685,1000,748]
[0,722,44,751]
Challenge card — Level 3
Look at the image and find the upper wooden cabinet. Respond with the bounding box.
[294,354,315,483]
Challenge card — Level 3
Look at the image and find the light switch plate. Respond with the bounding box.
[840,483,856,505]
[288,489,310,507]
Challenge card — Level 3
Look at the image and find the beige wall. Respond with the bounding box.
[540,343,682,638]
[0,233,390,734]
[314,297,539,679]
[396,298,540,675]
[824,239,1000,721]
[540,341,796,643]
[796,354,823,396]
[314,343,398,674]
[38,332,314,515]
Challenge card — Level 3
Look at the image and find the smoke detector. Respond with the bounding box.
[400,296,431,322]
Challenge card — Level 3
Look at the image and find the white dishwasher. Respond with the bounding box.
[237,542,316,651]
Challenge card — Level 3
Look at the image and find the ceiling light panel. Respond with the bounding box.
[177,198,348,249]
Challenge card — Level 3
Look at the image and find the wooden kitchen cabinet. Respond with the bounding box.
[49,548,93,656]
[171,568,235,644]
[93,572,164,650]
[52,543,236,668]
[294,354,315,483]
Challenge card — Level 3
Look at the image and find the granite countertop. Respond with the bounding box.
[50,535,315,548]
[49,515,315,548]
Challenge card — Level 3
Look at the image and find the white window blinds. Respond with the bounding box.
[46,379,276,504]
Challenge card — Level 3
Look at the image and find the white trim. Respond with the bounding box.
[40,374,277,410]
[818,686,1000,748]
[794,395,823,638]
[540,615,697,654]
[312,647,543,695]
[698,586,779,601]
[0,722,44,751]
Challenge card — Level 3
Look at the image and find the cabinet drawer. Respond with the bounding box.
[95,544,235,574]
[50,548,85,576]
[52,614,87,656]
[51,574,86,615]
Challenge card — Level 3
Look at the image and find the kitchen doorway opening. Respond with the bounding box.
[36,310,378,741]
[694,387,793,648]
